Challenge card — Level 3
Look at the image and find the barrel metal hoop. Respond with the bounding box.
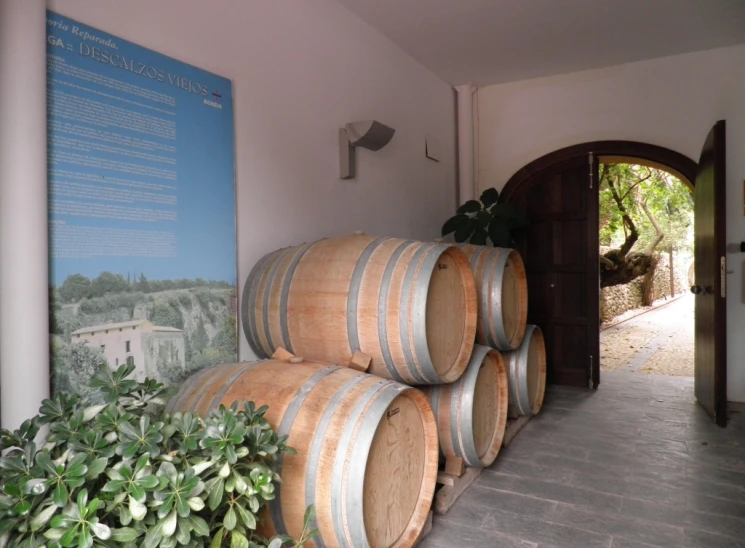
[461,243,485,271]
[261,248,294,355]
[271,366,339,537]
[243,252,275,357]
[207,362,263,412]
[347,237,389,356]
[399,244,435,384]
[171,364,222,413]
[517,325,536,415]
[448,373,464,461]
[305,374,370,548]
[462,244,491,346]
[459,345,491,465]
[346,384,409,546]
[165,363,221,413]
[186,364,242,413]
[490,249,513,350]
[481,249,500,349]
[331,379,391,547]
[505,351,521,416]
[411,244,448,384]
[279,242,317,353]
[378,240,414,383]
[429,385,440,423]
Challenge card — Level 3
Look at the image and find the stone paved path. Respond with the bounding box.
[600,294,694,376]
[420,371,745,548]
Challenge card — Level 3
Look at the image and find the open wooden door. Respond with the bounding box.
[692,120,727,426]
[505,154,600,388]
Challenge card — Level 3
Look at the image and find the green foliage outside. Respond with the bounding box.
[0,364,318,548]
[600,164,693,254]
[599,163,693,290]
[56,274,232,305]
[58,275,91,304]
[50,341,106,402]
[442,188,528,247]
[150,302,185,331]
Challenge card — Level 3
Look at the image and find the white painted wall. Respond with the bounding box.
[476,44,745,401]
[0,0,50,430]
[47,0,457,361]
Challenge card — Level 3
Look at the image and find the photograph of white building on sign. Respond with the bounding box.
[71,319,185,381]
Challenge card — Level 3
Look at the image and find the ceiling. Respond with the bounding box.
[336,0,745,86]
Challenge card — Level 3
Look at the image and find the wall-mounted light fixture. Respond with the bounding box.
[339,120,395,179]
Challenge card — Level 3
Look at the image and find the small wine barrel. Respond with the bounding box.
[421,345,508,467]
[166,359,438,548]
[456,244,528,351]
[242,235,478,384]
[503,324,546,417]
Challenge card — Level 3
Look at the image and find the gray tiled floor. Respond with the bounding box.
[421,371,745,548]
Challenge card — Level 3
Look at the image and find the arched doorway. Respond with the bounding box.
[501,141,698,201]
[499,141,699,389]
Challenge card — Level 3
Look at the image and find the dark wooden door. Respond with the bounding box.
[693,120,727,426]
[506,154,600,388]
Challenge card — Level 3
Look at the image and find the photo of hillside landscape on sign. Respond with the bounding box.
[50,272,237,398]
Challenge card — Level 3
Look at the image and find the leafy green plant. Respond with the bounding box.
[0,363,317,548]
[442,188,528,247]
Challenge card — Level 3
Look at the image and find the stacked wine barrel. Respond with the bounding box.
[455,244,547,420]
[169,234,547,547]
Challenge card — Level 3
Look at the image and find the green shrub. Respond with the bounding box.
[0,364,317,547]
[442,187,528,247]
[150,302,184,330]
[177,293,193,311]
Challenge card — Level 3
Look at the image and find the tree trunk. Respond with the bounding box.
[639,198,664,256]
[636,190,664,304]
[669,247,675,295]
[641,256,658,306]
[598,167,664,289]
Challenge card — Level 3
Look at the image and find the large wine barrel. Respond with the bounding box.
[456,244,528,351]
[166,358,438,548]
[242,235,478,384]
[503,324,546,417]
[421,345,508,467]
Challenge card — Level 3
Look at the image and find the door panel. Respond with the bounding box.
[693,120,727,426]
[506,154,600,388]
[554,221,587,265]
[555,271,587,316]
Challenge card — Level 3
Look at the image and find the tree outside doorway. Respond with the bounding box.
[599,163,694,377]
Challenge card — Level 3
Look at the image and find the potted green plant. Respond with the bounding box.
[442,188,528,247]
[0,363,317,548]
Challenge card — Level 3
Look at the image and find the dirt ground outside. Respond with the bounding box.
[600,294,693,377]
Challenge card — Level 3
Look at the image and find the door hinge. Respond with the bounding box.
[589,355,593,387]
[721,256,726,298]
[589,152,594,189]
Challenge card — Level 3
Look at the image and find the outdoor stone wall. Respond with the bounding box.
[600,252,692,323]
[600,280,644,322]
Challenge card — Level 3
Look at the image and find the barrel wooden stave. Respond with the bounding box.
[503,324,547,417]
[242,235,478,384]
[167,359,438,548]
[422,345,508,467]
[457,244,528,351]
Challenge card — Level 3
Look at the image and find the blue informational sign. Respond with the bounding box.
[47,11,237,395]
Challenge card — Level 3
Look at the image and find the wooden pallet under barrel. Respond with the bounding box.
[432,457,483,515]
[503,414,532,447]
[432,415,533,516]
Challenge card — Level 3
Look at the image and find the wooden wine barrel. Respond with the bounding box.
[166,358,438,548]
[503,325,546,417]
[421,345,508,467]
[242,235,478,384]
[456,244,528,351]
